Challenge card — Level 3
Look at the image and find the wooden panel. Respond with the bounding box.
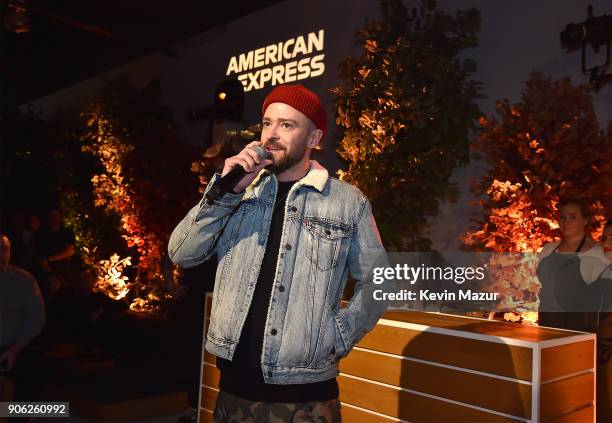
[540,372,594,421]
[201,386,219,412]
[199,408,214,423]
[341,403,398,423]
[380,310,584,342]
[541,341,594,382]
[212,295,580,343]
[203,363,220,389]
[205,318,210,335]
[356,325,533,380]
[340,349,531,418]
[204,350,217,365]
[544,405,594,423]
[338,375,522,422]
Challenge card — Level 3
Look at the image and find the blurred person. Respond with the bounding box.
[19,213,43,275]
[31,207,76,285]
[44,268,125,345]
[0,234,45,401]
[4,210,28,268]
[23,213,41,246]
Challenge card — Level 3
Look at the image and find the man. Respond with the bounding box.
[31,207,76,281]
[169,84,388,422]
[4,210,28,269]
[0,234,45,400]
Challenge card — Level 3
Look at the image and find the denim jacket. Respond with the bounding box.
[168,160,388,384]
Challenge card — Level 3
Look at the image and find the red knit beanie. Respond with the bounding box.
[262,84,327,138]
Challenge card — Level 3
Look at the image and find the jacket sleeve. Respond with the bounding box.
[335,198,390,356]
[168,174,243,268]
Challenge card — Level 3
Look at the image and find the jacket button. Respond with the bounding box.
[285,244,292,250]
[290,206,297,212]
[278,285,285,292]
[271,329,278,335]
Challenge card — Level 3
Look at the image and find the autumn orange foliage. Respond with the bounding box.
[466,72,611,254]
[81,105,164,282]
[464,72,611,315]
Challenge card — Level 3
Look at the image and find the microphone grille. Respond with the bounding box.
[252,145,271,160]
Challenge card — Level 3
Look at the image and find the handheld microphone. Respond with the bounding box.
[205,145,270,202]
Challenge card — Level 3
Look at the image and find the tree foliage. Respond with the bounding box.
[333,0,482,251]
[80,77,199,309]
[0,108,123,267]
[465,72,611,253]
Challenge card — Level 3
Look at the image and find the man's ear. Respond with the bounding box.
[307,129,323,149]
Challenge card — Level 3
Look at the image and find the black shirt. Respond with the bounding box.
[32,227,75,258]
[32,227,76,279]
[217,180,339,402]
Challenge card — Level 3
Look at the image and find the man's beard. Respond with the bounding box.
[267,139,308,174]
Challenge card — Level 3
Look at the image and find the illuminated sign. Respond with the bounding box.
[226,29,325,92]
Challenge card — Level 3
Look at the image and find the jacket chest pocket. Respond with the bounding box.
[303,217,351,271]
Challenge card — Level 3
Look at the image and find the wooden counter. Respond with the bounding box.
[198,295,596,422]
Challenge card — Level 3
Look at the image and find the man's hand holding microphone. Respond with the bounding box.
[206,141,273,201]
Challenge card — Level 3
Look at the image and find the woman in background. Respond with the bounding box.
[537,199,610,331]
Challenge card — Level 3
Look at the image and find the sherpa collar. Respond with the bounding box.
[246,160,329,197]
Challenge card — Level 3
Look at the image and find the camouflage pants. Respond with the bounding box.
[213,390,342,423]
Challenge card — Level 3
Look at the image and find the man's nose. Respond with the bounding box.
[263,126,279,142]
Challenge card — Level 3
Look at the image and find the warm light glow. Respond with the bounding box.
[129,293,161,313]
[218,92,227,101]
[82,107,165,313]
[488,253,540,311]
[503,311,538,325]
[520,312,539,325]
[94,254,131,300]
